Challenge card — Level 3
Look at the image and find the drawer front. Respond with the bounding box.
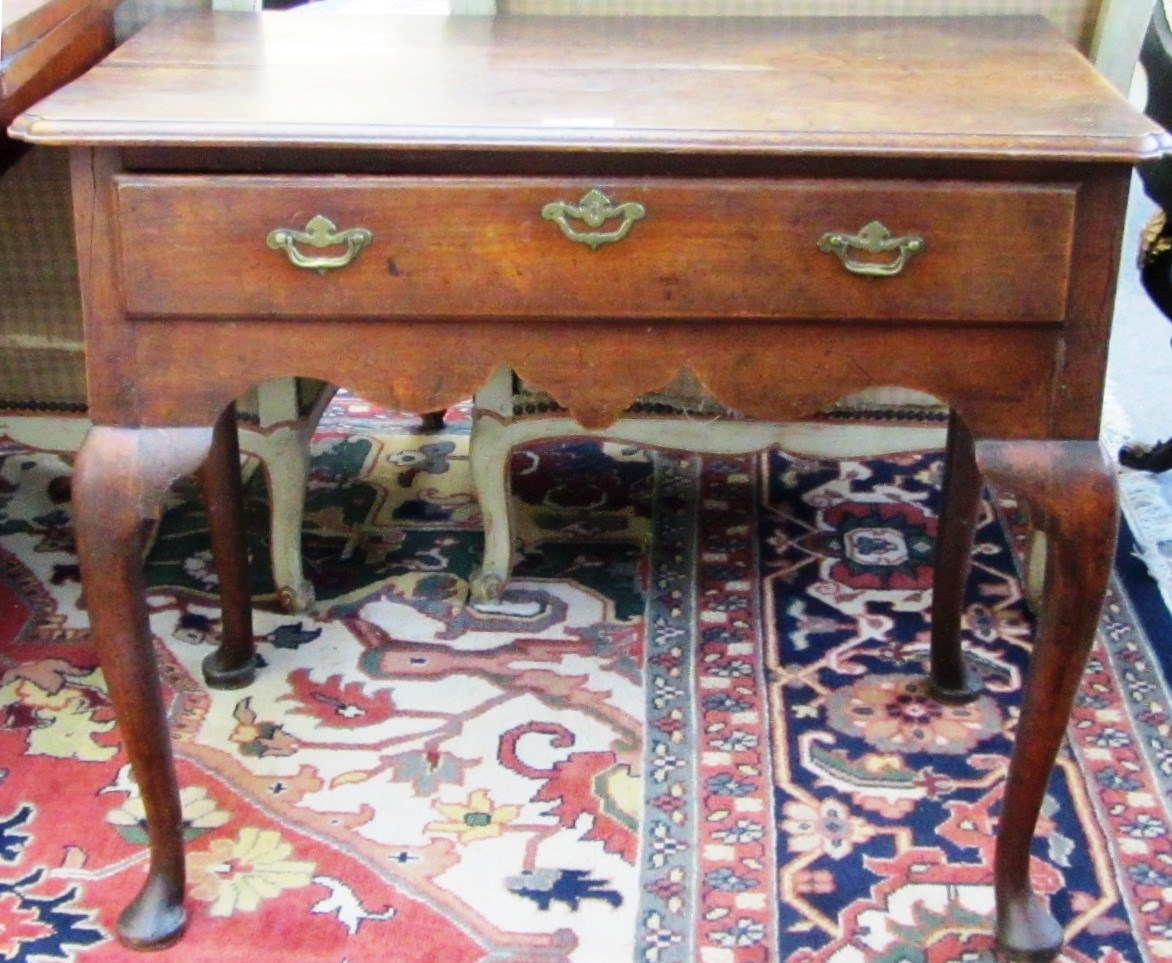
[116,176,1075,323]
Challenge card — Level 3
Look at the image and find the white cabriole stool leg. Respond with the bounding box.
[468,370,949,608]
[469,367,518,607]
[238,378,335,613]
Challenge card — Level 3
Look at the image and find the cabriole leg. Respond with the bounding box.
[974,440,1118,960]
[929,410,983,702]
[198,403,256,689]
[74,425,221,948]
[258,420,316,613]
[243,377,333,615]
[469,415,514,607]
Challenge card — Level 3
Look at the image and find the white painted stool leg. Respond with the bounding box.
[469,413,514,606]
[466,373,949,608]
[240,379,335,613]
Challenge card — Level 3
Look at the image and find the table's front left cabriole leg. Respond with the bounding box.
[73,423,229,949]
[972,440,1118,960]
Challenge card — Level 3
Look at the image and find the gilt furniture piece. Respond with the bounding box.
[10,11,1167,957]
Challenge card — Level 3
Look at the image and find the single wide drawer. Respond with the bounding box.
[115,175,1076,323]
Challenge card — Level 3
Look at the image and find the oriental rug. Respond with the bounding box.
[0,396,1170,962]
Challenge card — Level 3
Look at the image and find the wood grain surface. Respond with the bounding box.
[7,14,1166,956]
[114,175,1077,323]
[10,13,1170,159]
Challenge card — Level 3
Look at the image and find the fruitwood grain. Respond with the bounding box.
[8,13,1166,956]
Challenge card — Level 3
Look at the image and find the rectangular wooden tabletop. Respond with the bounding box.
[8,12,1168,161]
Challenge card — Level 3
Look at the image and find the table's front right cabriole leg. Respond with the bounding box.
[971,440,1117,959]
[73,423,227,949]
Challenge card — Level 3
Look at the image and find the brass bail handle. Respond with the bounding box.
[267,214,373,272]
[542,188,646,250]
[817,220,925,277]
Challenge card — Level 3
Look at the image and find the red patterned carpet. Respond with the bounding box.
[0,398,1170,962]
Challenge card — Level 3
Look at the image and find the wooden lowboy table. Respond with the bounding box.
[9,11,1169,956]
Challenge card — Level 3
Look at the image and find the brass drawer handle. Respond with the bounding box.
[266,215,372,272]
[542,189,646,250]
[817,220,925,277]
